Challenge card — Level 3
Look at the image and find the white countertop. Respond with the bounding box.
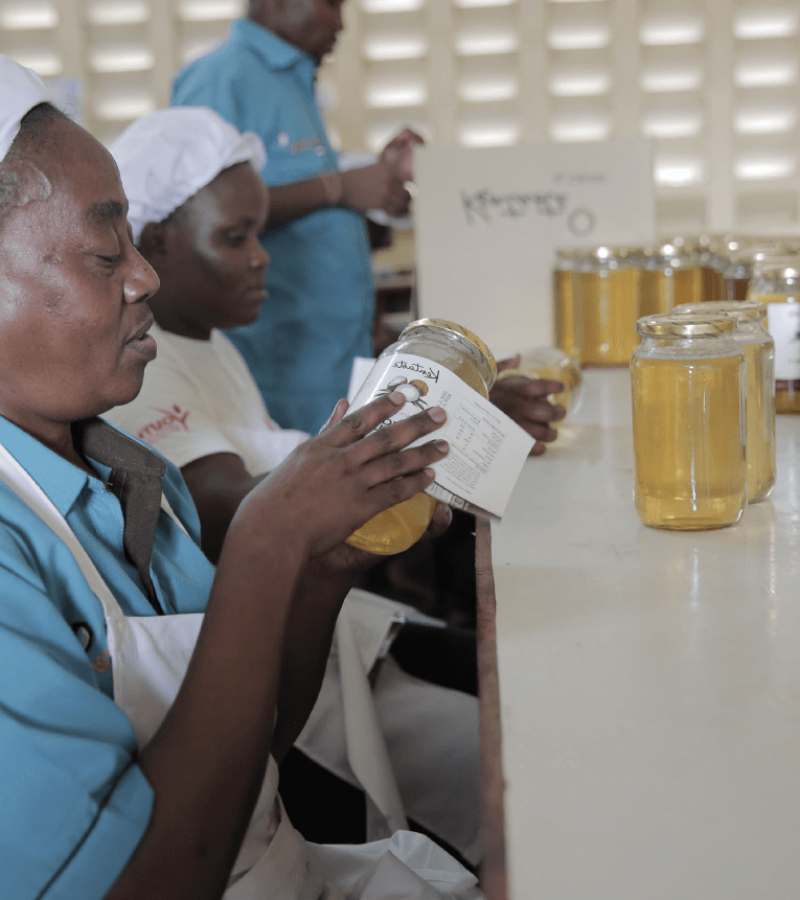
[492,368,800,900]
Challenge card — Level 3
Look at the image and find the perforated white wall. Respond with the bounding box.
[2,0,799,234]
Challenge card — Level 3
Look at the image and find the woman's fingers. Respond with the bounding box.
[319,398,349,434]
[323,391,407,446]
[326,393,447,461]
[362,436,449,488]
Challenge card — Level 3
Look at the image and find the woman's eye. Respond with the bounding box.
[226,232,247,246]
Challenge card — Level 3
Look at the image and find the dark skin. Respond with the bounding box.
[2,114,449,900]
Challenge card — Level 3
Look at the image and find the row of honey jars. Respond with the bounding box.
[631,312,748,530]
[554,247,640,366]
[747,256,800,415]
[554,243,723,367]
[554,238,800,370]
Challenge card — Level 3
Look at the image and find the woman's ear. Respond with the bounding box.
[137,221,167,260]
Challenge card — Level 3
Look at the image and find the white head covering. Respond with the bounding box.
[111,107,267,243]
[0,55,52,163]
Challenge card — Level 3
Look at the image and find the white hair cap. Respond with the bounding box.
[111,107,267,243]
[0,55,52,163]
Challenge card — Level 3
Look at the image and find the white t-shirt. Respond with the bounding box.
[106,323,308,474]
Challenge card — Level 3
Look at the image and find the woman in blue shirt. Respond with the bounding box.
[0,56,480,900]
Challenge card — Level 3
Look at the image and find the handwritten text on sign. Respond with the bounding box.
[414,140,655,356]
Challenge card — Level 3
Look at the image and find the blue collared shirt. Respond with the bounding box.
[172,19,375,434]
[0,415,215,900]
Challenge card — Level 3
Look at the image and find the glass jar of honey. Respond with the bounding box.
[668,235,721,304]
[574,246,640,366]
[346,318,497,555]
[637,243,680,316]
[722,240,784,305]
[631,313,747,530]
[496,346,582,423]
[671,300,776,503]
[747,256,800,415]
[552,249,581,361]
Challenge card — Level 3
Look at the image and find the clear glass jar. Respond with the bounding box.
[721,240,785,305]
[668,235,722,304]
[671,300,776,503]
[574,246,640,366]
[346,318,497,555]
[552,249,581,361]
[747,256,800,415]
[637,243,680,316]
[496,346,582,425]
[631,313,747,530]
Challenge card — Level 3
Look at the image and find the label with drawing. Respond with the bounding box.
[767,303,800,381]
[348,352,534,519]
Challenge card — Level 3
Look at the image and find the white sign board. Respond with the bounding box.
[413,139,656,359]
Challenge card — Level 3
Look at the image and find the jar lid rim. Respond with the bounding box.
[673,300,767,322]
[402,318,498,379]
[637,312,737,336]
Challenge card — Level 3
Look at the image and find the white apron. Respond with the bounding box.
[0,444,481,900]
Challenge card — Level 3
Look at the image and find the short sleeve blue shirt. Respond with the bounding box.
[172,20,375,434]
[0,415,215,900]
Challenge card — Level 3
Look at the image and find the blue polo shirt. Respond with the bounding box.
[0,415,215,900]
[172,20,375,434]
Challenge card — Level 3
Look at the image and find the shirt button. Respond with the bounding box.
[277,132,290,148]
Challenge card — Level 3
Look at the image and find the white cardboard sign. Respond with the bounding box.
[413,139,656,359]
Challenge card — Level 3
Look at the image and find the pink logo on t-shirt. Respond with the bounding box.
[138,405,191,444]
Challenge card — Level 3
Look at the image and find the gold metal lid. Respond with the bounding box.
[637,312,737,337]
[402,318,498,382]
[672,300,767,323]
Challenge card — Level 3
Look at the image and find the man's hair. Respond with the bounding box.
[0,102,65,228]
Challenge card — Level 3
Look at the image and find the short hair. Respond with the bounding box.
[0,102,66,228]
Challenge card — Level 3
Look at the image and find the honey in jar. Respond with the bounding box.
[575,247,640,366]
[496,346,582,424]
[747,256,800,415]
[638,248,670,318]
[672,300,776,503]
[552,250,581,361]
[669,235,722,304]
[346,318,497,555]
[631,313,746,530]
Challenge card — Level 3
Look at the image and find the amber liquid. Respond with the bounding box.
[347,357,489,555]
[673,267,704,307]
[725,276,750,304]
[639,269,672,317]
[553,270,580,359]
[740,340,776,503]
[701,265,721,303]
[631,354,746,529]
[757,293,800,415]
[578,268,640,366]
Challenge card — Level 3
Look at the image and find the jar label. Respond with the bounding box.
[767,304,800,381]
[349,352,534,519]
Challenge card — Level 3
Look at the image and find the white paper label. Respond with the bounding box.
[767,304,800,381]
[349,352,534,519]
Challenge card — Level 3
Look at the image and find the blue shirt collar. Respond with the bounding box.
[0,415,166,523]
[0,415,95,518]
[232,18,314,73]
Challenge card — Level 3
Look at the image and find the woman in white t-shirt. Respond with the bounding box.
[106,107,486,869]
